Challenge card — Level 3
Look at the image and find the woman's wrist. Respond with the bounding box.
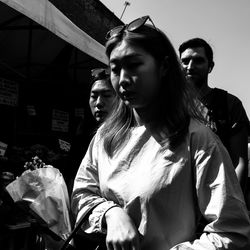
[103,205,122,226]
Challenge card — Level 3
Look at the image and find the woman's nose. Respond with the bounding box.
[187,60,194,70]
[119,69,130,88]
[96,96,104,107]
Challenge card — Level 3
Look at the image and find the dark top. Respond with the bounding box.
[201,87,249,150]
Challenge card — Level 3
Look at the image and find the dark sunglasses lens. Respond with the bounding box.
[106,25,124,39]
[91,68,110,79]
[91,68,104,77]
[127,16,148,31]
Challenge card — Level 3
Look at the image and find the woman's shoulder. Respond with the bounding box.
[188,118,221,146]
[189,118,210,134]
[187,119,230,164]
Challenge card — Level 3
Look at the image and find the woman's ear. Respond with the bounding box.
[160,56,169,77]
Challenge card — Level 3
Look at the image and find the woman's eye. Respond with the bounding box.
[181,59,189,65]
[110,64,119,73]
[110,67,117,73]
[103,94,112,98]
[127,61,141,69]
[90,94,97,99]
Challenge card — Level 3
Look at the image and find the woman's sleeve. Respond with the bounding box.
[172,130,250,250]
[71,135,119,234]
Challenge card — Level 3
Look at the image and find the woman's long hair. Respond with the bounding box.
[100,25,203,157]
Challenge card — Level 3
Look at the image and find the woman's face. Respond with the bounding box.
[89,79,116,123]
[109,40,164,110]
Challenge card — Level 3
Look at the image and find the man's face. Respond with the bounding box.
[180,47,211,89]
[89,79,116,123]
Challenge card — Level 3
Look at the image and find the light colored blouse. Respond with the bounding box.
[72,119,250,250]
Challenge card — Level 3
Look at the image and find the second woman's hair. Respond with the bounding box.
[101,23,202,156]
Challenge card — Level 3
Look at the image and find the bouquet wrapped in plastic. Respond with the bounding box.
[6,156,72,241]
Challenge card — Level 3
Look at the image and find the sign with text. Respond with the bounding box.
[26,105,37,116]
[0,78,18,106]
[52,109,69,132]
[75,107,84,118]
[0,141,8,157]
[58,139,71,152]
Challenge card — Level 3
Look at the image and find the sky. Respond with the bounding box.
[100,0,250,118]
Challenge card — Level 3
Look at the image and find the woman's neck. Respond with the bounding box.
[133,105,157,126]
[133,108,146,126]
[132,104,159,127]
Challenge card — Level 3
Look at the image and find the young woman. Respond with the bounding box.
[72,16,250,250]
[89,68,117,124]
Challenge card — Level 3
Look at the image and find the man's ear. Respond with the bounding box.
[208,61,214,73]
[160,56,169,77]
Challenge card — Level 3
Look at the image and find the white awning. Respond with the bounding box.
[0,0,108,64]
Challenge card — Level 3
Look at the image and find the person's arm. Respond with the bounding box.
[228,126,248,194]
[104,206,140,250]
[227,96,249,194]
[71,136,119,234]
[171,131,250,250]
[71,135,141,249]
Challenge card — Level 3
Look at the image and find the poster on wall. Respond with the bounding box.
[58,139,71,152]
[74,107,84,119]
[0,141,8,157]
[51,109,69,133]
[26,105,37,116]
[0,78,18,107]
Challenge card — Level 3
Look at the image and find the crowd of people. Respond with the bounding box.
[68,16,250,250]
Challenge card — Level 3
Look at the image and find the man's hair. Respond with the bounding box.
[178,38,214,67]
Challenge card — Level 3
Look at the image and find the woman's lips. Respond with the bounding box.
[121,91,135,100]
[95,110,107,118]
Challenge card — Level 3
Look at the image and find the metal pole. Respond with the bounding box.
[120,1,130,20]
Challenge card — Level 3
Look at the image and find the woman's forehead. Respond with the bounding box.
[91,80,112,92]
[109,40,147,63]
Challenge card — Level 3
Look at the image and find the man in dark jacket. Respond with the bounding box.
[179,38,250,195]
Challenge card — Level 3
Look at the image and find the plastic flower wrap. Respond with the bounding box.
[6,156,72,240]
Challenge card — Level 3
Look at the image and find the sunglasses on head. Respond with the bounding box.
[105,15,157,40]
[91,68,110,79]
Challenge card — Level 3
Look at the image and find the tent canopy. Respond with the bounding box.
[0,0,107,86]
[0,0,107,64]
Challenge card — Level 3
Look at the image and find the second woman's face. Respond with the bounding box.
[109,40,163,110]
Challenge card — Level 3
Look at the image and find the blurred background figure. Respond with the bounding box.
[68,68,117,194]
[89,68,117,123]
[179,38,250,195]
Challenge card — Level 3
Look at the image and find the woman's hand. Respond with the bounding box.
[104,206,140,250]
